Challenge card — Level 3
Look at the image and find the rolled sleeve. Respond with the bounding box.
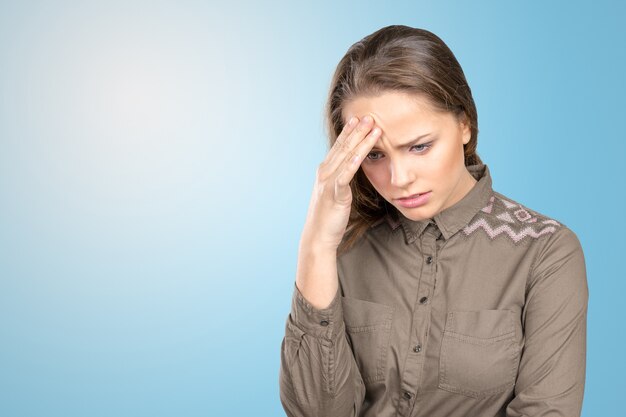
[291,282,344,341]
[506,227,589,417]
[279,282,365,417]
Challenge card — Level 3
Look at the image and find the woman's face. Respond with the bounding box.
[342,90,476,222]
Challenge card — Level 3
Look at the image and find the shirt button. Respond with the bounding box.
[426,256,433,264]
[403,391,413,400]
[320,320,329,326]
[419,296,429,304]
[413,344,422,353]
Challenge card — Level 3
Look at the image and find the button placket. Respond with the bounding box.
[397,222,439,417]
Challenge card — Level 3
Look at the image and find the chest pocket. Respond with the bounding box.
[341,297,394,385]
[438,309,521,398]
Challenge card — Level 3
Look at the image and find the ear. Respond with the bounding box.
[458,112,471,145]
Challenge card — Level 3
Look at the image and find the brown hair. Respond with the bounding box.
[325,25,483,256]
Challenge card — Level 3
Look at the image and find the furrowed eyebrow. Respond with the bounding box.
[371,132,432,151]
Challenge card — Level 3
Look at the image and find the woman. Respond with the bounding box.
[279,25,588,417]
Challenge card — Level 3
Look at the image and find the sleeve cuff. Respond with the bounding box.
[289,281,344,340]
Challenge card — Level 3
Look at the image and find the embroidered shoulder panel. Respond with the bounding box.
[461,191,563,244]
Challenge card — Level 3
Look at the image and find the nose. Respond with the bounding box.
[390,157,415,188]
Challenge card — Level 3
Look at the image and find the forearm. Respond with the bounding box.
[295,238,339,310]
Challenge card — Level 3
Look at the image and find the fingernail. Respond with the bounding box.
[363,115,372,123]
[348,117,356,126]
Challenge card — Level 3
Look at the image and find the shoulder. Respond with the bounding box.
[476,191,586,293]
[485,191,586,284]
[526,218,587,304]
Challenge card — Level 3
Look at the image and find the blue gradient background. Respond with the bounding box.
[0,1,623,416]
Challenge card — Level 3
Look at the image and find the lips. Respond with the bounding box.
[396,192,427,200]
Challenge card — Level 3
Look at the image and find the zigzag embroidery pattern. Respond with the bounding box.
[462,194,562,243]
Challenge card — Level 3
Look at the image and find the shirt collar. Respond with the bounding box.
[384,163,493,243]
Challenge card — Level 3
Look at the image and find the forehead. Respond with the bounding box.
[342,90,452,134]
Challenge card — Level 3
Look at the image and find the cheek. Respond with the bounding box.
[429,143,466,188]
[430,141,462,171]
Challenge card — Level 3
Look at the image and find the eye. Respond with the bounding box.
[365,142,433,162]
[366,151,383,161]
[410,143,432,153]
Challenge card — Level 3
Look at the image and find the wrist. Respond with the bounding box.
[299,236,338,257]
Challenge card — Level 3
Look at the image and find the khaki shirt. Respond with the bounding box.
[279,163,588,417]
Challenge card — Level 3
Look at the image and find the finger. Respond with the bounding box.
[334,126,381,201]
[333,116,358,151]
[325,115,375,172]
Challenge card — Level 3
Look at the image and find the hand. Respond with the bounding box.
[300,114,382,251]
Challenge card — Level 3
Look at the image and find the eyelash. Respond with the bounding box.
[365,142,433,162]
